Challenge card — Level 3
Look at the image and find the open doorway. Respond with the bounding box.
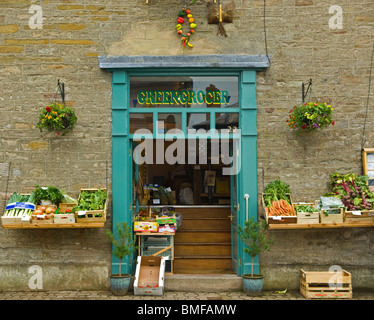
[132,138,237,274]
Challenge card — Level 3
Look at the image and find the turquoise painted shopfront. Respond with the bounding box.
[99,55,270,277]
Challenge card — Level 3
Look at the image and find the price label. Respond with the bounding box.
[153,199,160,204]
[352,211,362,216]
[77,211,87,216]
[272,216,282,220]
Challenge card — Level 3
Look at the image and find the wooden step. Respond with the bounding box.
[175,231,231,244]
[174,256,232,274]
[174,243,231,256]
[177,207,231,219]
[179,218,230,231]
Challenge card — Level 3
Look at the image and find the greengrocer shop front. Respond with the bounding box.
[98,55,270,276]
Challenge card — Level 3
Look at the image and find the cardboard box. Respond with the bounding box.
[54,213,75,224]
[158,224,176,233]
[134,221,158,232]
[156,214,176,225]
[134,256,165,296]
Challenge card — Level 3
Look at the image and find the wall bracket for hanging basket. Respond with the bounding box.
[57,79,65,104]
[302,78,312,103]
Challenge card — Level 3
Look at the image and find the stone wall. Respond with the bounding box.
[0,0,373,291]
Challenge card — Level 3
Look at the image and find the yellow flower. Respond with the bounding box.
[48,115,52,119]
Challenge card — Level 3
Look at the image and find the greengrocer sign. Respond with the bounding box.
[137,90,230,105]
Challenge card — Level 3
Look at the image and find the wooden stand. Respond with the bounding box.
[136,232,175,275]
[2,222,105,229]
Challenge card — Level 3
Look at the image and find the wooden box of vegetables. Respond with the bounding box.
[295,203,320,224]
[344,210,374,223]
[2,193,35,225]
[262,180,296,224]
[32,205,57,224]
[74,188,107,223]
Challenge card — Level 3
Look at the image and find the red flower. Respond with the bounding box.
[46,106,51,112]
[332,121,335,125]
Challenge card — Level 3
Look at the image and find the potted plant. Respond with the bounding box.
[286,101,335,133]
[36,102,77,136]
[106,222,137,296]
[238,218,273,295]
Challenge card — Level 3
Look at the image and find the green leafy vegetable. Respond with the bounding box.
[34,185,64,205]
[72,189,107,217]
[294,205,318,213]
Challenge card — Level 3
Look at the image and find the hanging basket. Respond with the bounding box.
[36,103,77,136]
[36,80,77,136]
[286,101,335,133]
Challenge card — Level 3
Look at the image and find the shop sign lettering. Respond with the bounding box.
[137,90,230,105]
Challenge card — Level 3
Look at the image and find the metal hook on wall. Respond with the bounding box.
[302,78,312,103]
[57,79,65,104]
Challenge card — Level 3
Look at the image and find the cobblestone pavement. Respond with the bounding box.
[0,290,373,300]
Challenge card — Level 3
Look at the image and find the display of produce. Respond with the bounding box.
[3,192,35,219]
[72,189,107,213]
[294,204,319,214]
[263,180,295,216]
[328,172,374,211]
[34,185,64,205]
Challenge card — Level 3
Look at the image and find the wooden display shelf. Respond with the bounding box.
[2,222,105,229]
[268,222,374,229]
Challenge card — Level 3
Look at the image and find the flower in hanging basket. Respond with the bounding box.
[36,103,77,136]
[286,101,334,133]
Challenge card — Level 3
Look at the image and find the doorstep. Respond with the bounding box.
[164,274,243,292]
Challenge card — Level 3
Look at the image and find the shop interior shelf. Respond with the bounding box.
[1,223,105,229]
[268,222,374,229]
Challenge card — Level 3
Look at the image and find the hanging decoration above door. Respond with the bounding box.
[207,0,235,37]
[175,8,197,49]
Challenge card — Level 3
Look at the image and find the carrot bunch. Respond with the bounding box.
[266,199,295,216]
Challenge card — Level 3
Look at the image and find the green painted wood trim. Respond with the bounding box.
[111,71,132,275]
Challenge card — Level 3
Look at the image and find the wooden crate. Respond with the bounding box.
[262,193,296,224]
[297,212,320,224]
[295,203,320,224]
[1,193,33,226]
[345,210,374,223]
[75,188,107,223]
[300,269,352,299]
[320,208,344,224]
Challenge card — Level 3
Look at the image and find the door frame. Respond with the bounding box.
[99,55,269,276]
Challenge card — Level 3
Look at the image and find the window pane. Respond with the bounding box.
[157,113,182,133]
[130,113,153,134]
[187,113,211,130]
[215,113,239,131]
[130,76,238,108]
